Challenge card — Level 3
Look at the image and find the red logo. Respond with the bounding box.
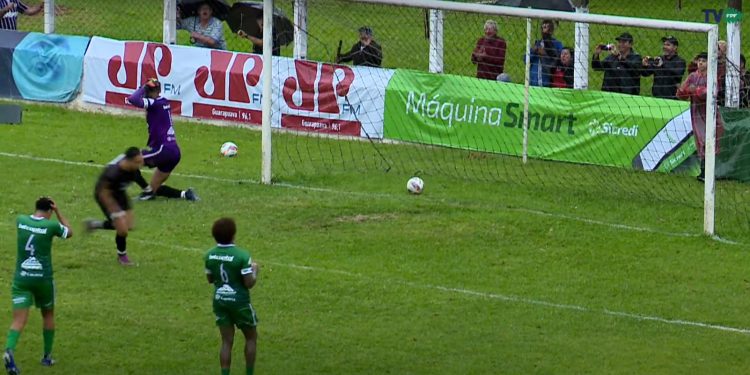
[282,60,355,114]
[107,42,172,89]
[195,50,263,103]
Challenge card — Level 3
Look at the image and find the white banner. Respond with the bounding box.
[82,36,393,138]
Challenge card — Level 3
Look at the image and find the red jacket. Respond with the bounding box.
[472,36,506,80]
[676,71,724,158]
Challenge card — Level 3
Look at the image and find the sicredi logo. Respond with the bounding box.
[588,119,639,137]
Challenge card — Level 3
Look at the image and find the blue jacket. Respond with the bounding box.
[528,37,563,87]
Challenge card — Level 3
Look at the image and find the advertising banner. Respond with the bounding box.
[383,70,695,172]
[0,30,89,102]
[82,37,393,138]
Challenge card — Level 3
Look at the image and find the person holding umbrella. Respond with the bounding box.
[237,17,281,56]
[227,2,294,57]
[177,1,227,50]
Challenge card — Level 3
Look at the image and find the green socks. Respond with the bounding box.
[221,369,230,375]
[5,329,20,351]
[43,329,54,355]
[4,329,53,354]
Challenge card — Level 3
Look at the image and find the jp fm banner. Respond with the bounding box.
[82,37,394,138]
[383,70,698,172]
[0,30,90,102]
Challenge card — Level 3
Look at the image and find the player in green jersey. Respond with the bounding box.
[4,197,72,375]
[204,218,259,375]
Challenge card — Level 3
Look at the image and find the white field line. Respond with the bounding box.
[1,151,745,246]
[129,238,750,335]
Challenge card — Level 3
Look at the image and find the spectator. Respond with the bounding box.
[529,19,563,87]
[0,0,42,31]
[552,47,574,89]
[177,2,227,50]
[676,52,725,181]
[740,54,750,108]
[336,26,383,67]
[471,20,506,80]
[237,17,281,56]
[686,41,728,95]
[592,32,642,95]
[641,36,686,99]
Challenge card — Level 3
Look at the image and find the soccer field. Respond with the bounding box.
[0,102,749,374]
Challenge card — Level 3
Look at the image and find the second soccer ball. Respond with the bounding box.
[220,142,238,157]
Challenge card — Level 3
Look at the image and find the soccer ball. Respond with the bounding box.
[406,177,424,194]
[220,142,238,157]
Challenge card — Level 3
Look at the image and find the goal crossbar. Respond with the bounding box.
[351,0,715,33]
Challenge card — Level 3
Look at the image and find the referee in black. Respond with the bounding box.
[85,147,144,266]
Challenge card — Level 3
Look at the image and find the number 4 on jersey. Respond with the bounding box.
[24,234,35,256]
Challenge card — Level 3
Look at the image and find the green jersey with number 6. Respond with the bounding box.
[15,215,69,281]
[204,244,254,304]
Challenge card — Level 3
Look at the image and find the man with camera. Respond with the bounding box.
[529,19,563,87]
[592,32,642,95]
[641,36,686,100]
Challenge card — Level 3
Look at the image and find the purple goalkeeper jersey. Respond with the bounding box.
[126,87,178,149]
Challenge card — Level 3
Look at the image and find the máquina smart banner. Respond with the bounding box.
[383,70,696,172]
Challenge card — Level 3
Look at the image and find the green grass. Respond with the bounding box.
[0,102,749,374]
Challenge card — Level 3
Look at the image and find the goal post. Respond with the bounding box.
[261,0,274,185]
[266,0,733,237]
[704,26,719,236]
[353,0,719,235]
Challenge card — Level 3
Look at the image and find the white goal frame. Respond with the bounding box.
[259,0,720,236]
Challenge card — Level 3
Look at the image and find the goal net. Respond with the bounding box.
[268,0,748,241]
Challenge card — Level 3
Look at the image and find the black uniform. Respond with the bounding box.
[94,160,139,217]
[641,54,686,99]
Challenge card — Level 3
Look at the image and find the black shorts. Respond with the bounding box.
[94,190,131,219]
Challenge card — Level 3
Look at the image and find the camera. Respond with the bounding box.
[648,56,663,65]
[598,44,614,51]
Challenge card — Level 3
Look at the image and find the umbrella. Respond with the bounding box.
[492,0,575,12]
[178,0,231,21]
[226,1,294,46]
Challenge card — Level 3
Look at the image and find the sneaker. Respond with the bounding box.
[118,254,134,266]
[40,354,55,367]
[184,188,200,201]
[138,191,155,201]
[4,349,19,375]
[84,219,100,234]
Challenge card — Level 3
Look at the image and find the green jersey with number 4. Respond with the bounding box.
[15,215,68,281]
[204,244,254,304]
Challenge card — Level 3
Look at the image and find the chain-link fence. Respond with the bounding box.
[13,1,750,51]
[11,0,749,99]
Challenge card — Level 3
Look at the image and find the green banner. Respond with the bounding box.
[383,70,693,172]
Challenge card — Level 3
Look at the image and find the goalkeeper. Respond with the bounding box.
[126,78,198,202]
